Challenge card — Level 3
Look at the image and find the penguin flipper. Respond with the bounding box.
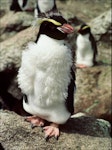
[65,67,76,114]
[89,34,98,64]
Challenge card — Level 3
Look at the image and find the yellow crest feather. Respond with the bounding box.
[38,18,62,26]
[82,25,90,30]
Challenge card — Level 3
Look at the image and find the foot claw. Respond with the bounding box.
[43,123,59,140]
[45,135,49,142]
[24,117,28,121]
[41,128,44,132]
[31,123,37,129]
[55,136,59,141]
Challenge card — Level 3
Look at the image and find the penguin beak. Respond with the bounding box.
[57,24,74,34]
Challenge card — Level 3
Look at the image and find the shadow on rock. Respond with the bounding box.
[61,115,111,138]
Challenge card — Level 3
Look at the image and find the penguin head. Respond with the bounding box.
[78,24,91,35]
[38,15,74,40]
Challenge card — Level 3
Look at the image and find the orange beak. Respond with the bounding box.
[57,23,74,34]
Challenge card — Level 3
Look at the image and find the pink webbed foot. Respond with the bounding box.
[76,64,88,69]
[24,116,45,128]
[43,123,60,141]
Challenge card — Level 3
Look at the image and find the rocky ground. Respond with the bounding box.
[0,0,111,149]
[1,110,111,150]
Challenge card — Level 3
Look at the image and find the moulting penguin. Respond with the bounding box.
[76,24,98,68]
[18,13,76,140]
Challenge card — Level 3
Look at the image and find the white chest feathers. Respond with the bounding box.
[18,35,73,123]
[34,0,55,18]
[38,0,54,12]
[76,34,94,66]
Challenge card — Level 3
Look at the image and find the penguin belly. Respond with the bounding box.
[22,35,72,124]
[23,96,71,124]
[76,35,94,66]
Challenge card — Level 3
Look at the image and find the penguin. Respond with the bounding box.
[76,24,98,68]
[18,13,75,140]
[10,0,32,12]
[34,0,57,18]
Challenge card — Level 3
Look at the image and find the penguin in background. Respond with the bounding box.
[76,24,98,68]
[18,13,75,140]
[10,0,32,12]
[34,0,58,18]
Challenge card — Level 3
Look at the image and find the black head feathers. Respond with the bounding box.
[78,24,91,35]
[35,14,74,42]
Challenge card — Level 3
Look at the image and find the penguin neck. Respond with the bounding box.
[81,33,90,39]
[37,0,55,13]
[36,34,65,46]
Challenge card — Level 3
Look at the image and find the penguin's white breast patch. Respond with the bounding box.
[21,35,73,110]
[76,34,94,66]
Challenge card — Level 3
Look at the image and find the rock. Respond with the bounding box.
[75,66,111,123]
[0,110,111,150]
[89,9,111,42]
[0,11,34,42]
[0,26,38,71]
[0,0,9,17]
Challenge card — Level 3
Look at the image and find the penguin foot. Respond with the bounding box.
[43,123,59,141]
[76,64,88,68]
[24,116,45,128]
[24,8,34,12]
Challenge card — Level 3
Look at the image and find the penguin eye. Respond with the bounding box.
[48,22,57,30]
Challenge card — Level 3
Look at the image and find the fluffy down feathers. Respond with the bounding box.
[18,35,73,124]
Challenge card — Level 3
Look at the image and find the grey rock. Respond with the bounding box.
[0,110,111,150]
[0,11,34,42]
[75,66,111,123]
[0,26,38,71]
[90,9,111,42]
